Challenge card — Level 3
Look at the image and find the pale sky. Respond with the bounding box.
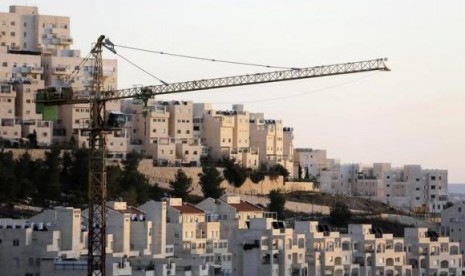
[2,1,465,183]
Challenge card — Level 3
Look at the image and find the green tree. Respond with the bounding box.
[120,150,151,204]
[16,151,36,199]
[170,169,193,200]
[329,202,352,227]
[26,130,38,148]
[199,165,224,199]
[249,169,265,184]
[123,150,142,171]
[270,164,290,179]
[298,164,303,179]
[221,157,248,188]
[268,189,286,220]
[106,165,124,200]
[68,148,90,204]
[0,151,17,202]
[37,147,61,202]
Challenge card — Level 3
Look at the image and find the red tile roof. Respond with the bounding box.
[171,203,204,214]
[229,201,263,212]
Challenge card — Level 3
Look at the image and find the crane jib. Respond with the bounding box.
[36,58,388,105]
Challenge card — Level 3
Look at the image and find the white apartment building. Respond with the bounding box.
[295,146,449,215]
[293,149,328,179]
[441,202,465,255]
[404,227,463,276]
[196,195,264,239]
[233,217,308,276]
[166,198,232,276]
[295,221,360,276]
[0,207,133,276]
[348,224,412,276]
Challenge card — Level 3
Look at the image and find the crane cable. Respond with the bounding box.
[63,52,93,86]
[208,71,380,105]
[114,51,168,85]
[113,44,300,70]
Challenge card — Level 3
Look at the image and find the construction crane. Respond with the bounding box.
[36,35,389,276]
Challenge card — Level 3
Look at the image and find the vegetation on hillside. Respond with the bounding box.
[0,149,163,208]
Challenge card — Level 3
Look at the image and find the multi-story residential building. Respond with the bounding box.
[319,158,342,194]
[348,224,412,276]
[295,221,360,276]
[233,217,308,276]
[166,197,232,276]
[282,127,295,178]
[295,146,449,215]
[404,227,463,276]
[123,99,202,165]
[293,149,328,179]
[196,195,264,239]
[249,112,294,173]
[0,207,133,276]
[0,38,52,146]
[441,202,465,255]
[0,5,120,150]
[194,104,259,168]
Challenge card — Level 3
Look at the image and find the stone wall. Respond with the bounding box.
[137,159,316,196]
[2,148,47,160]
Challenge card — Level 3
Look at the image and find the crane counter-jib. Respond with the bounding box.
[35,58,389,106]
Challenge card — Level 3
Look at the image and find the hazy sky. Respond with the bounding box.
[2,1,465,183]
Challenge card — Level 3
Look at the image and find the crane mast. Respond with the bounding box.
[35,35,389,276]
[87,35,108,276]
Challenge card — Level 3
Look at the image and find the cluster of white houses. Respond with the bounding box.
[1,195,465,276]
[294,149,449,215]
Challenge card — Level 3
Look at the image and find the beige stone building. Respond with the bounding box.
[0,5,120,151]
[194,104,259,168]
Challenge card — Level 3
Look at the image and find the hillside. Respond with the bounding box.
[285,191,407,215]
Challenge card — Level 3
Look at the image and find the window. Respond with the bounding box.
[431,176,436,180]
[431,185,436,190]
[24,32,27,38]
[10,32,15,37]
[13,239,19,246]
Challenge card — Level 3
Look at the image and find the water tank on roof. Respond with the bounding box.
[107,111,126,128]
